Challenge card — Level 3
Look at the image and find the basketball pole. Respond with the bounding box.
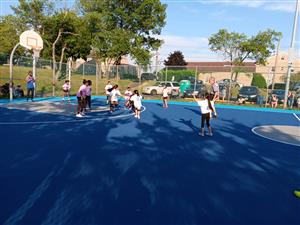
[283,0,299,109]
[9,43,20,101]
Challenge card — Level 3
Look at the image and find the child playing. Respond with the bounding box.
[124,86,133,109]
[62,80,71,102]
[105,81,113,104]
[76,79,87,117]
[193,93,217,136]
[109,85,123,112]
[86,80,92,110]
[130,90,143,119]
[162,86,168,108]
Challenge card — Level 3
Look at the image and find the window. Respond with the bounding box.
[281,57,285,60]
[166,83,171,87]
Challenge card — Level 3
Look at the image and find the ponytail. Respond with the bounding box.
[205,93,214,113]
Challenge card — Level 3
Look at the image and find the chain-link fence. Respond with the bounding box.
[1,54,299,108]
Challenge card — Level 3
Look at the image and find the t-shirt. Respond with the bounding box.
[62,83,71,91]
[162,89,168,97]
[130,94,143,109]
[105,84,112,95]
[110,89,121,102]
[26,76,35,89]
[86,86,92,96]
[77,84,87,97]
[197,100,215,114]
[212,83,219,93]
[124,90,132,100]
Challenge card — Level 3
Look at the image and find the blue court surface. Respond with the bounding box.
[0,97,299,225]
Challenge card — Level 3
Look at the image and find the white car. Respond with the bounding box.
[143,81,180,95]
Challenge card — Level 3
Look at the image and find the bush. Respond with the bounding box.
[251,73,267,88]
[159,69,196,82]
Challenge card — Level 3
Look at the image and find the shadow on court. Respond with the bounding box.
[0,102,299,225]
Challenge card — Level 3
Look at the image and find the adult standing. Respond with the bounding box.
[209,77,219,101]
[25,71,35,102]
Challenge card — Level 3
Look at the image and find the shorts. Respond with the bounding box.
[163,96,168,99]
[135,106,141,111]
[63,89,69,93]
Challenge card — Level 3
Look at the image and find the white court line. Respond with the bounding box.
[251,126,300,147]
[293,113,300,122]
[0,106,146,125]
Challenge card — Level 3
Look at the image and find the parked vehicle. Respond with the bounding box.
[182,84,207,98]
[292,82,300,91]
[268,83,286,90]
[269,89,285,103]
[143,81,180,96]
[237,86,259,102]
[141,72,157,81]
[217,79,242,88]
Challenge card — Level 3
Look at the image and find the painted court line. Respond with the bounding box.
[293,113,300,122]
[0,106,146,125]
[251,126,300,147]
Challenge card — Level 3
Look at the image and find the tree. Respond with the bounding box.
[0,15,24,56]
[209,29,282,81]
[79,0,167,71]
[164,51,187,69]
[251,73,267,88]
[11,0,54,35]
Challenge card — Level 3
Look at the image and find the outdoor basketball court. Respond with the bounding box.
[0,98,299,225]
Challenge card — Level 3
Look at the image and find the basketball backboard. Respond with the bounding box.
[20,30,43,51]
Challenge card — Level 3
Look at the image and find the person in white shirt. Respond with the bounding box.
[162,86,169,108]
[109,84,123,112]
[124,86,132,108]
[62,80,71,102]
[193,92,217,136]
[130,90,143,119]
[105,81,113,104]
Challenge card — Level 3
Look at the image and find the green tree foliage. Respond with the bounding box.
[11,0,54,34]
[79,0,167,66]
[209,29,282,80]
[164,51,187,69]
[0,15,24,55]
[251,73,267,88]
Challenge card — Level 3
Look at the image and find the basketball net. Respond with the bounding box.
[33,48,41,58]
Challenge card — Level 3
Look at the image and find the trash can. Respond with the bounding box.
[179,80,191,94]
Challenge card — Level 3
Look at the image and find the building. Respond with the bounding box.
[186,61,256,86]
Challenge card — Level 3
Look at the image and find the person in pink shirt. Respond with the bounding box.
[85,80,92,110]
[76,79,87,117]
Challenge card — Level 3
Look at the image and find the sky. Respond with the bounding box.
[0,0,299,63]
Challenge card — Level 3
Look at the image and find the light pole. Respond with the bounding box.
[283,0,299,109]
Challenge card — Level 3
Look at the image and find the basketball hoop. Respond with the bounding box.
[20,30,43,51]
[33,48,41,58]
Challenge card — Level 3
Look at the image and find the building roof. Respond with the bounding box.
[186,62,256,73]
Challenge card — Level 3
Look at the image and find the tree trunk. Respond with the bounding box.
[56,43,66,80]
[52,29,63,93]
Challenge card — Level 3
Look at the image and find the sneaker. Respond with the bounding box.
[134,115,138,118]
[208,133,213,136]
[137,115,140,119]
[294,190,300,198]
[76,114,83,118]
[81,112,86,116]
[198,132,204,136]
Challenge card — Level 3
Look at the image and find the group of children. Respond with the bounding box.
[64,79,217,134]
[105,81,143,119]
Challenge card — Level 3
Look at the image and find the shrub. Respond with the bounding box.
[159,69,196,82]
[251,73,267,88]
